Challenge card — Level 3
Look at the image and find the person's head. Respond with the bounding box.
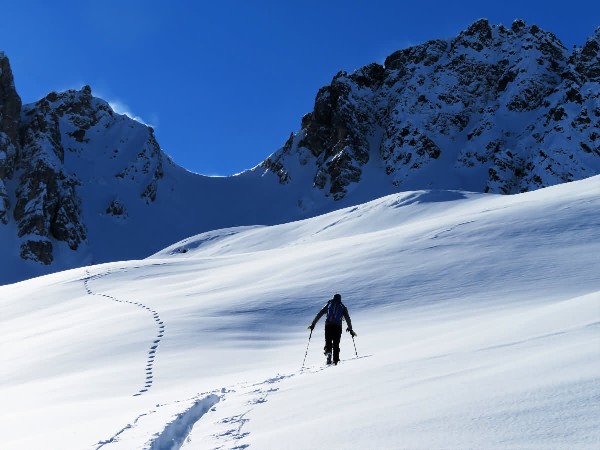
[333,293,341,302]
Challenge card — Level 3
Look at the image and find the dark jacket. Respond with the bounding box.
[311,298,352,330]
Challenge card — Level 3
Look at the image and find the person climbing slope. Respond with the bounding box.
[308,293,357,365]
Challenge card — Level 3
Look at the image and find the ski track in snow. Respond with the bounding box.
[84,268,165,397]
[92,392,220,450]
[147,394,222,450]
[93,358,367,449]
[91,375,290,449]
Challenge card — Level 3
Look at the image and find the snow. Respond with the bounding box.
[1,176,599,449]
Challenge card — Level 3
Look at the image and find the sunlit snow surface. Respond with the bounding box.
[1,177,599,449]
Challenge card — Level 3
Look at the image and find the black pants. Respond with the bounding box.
[324,323,342,363]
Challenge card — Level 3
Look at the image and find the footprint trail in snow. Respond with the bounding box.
[84,268,165,396]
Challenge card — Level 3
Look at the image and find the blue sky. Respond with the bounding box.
[1,1,598,175]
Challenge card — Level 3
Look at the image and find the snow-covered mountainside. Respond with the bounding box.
[0,72,310,284]
[1,176,598,449]
[260,19,599,199]
[1,19,599,284]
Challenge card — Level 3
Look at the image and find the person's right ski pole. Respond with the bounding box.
[301,328,313,369]
[351,334,358,358]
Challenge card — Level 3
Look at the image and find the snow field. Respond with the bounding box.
[0,176,599,449]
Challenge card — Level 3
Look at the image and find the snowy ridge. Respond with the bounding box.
[1,175,599,449]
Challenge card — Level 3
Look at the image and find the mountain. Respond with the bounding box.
[0,71,311,284]
[1,175,598,449]
[1,19,599,284]
[261,19,599,198]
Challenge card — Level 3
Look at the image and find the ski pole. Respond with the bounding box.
[302,328,313,369]
[351,334,358,358]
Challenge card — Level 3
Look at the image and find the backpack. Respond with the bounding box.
[325,300,344,325]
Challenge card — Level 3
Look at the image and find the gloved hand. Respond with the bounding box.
[346,327,357,337]
[308,324,314,331]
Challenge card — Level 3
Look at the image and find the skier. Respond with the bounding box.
[308,293,357,365]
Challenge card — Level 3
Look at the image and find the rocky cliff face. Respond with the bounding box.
[0,53,22,224]
[0,53,169,268]
[258,19,599,198]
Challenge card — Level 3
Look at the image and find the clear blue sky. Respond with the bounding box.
[1,1,598,175]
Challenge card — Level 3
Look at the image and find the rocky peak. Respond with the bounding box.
[0,53,21,146]
[23,86,113,146]
[0,53,21,223]
[2,76,167,266]
[571,27,600,81]
[455,18,494,51]
[384,39,448,71]
[289,68,376,199]
[258,20,600,199]
[40,85,106,119]
[14,88,91,264]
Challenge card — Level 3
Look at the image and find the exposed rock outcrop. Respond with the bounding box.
[0,53,22,223]
[1,74,168,266]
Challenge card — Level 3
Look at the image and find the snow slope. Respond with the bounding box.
[1,176,599,449]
